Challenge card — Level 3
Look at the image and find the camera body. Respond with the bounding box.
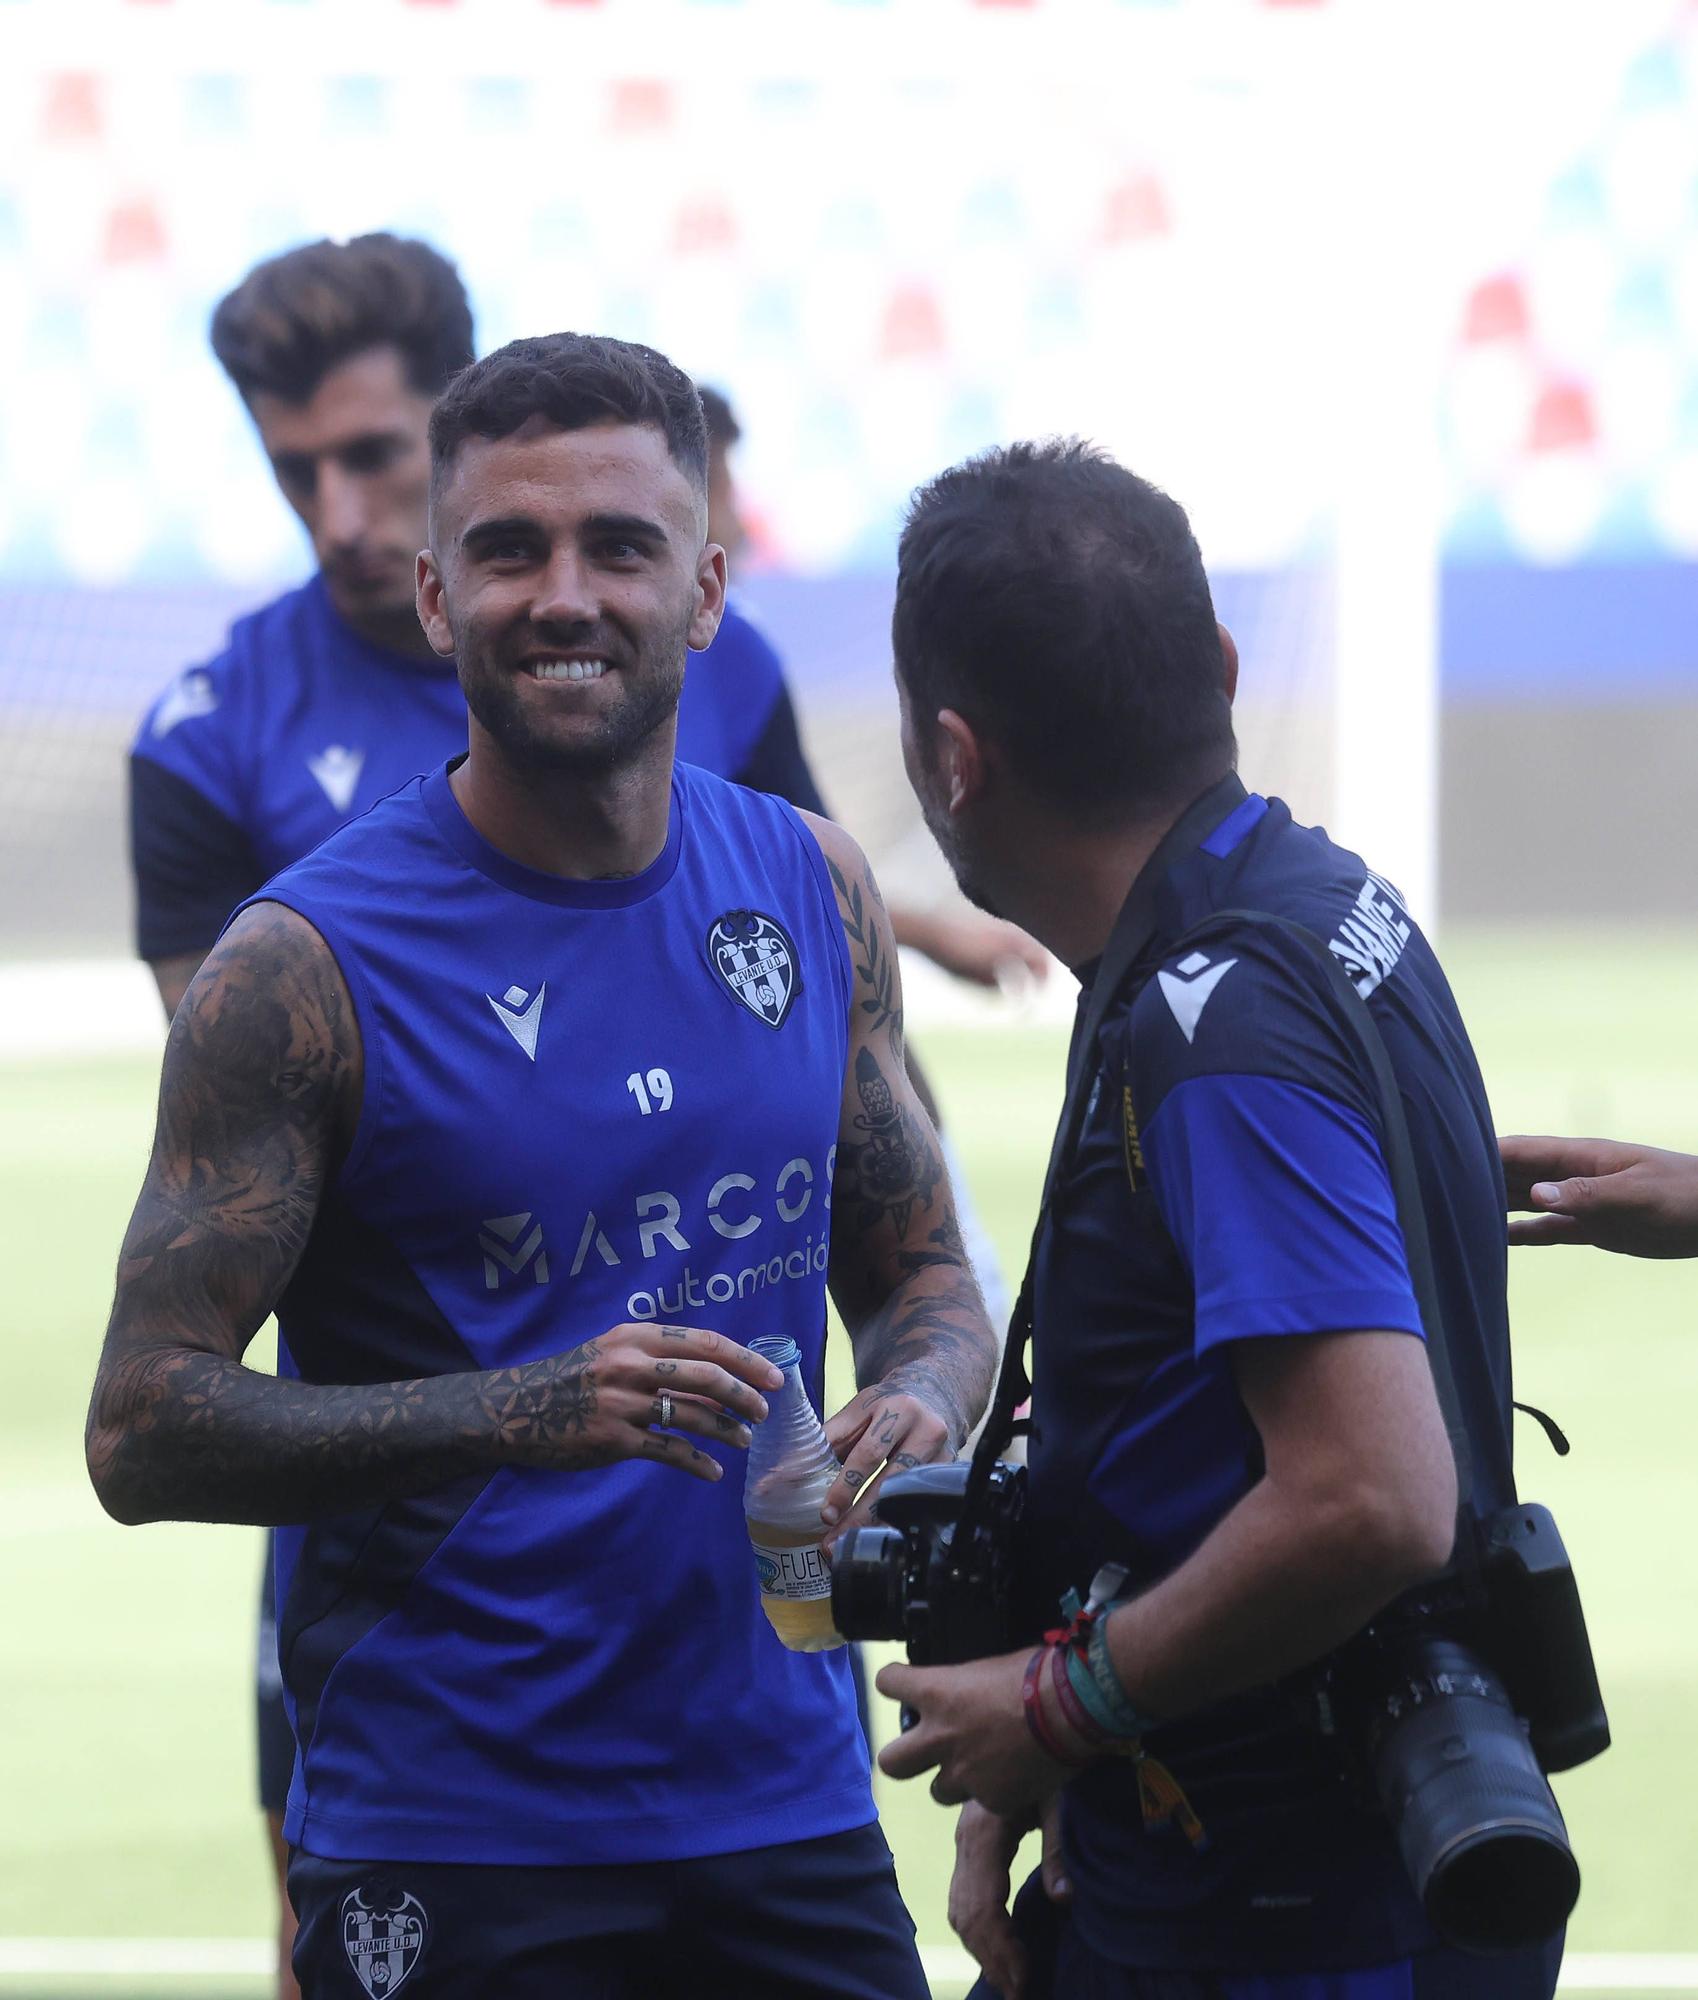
[830,1458,1025,1664]
[833,1465,1608,1956]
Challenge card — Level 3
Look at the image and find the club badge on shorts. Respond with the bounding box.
[707,909,801,1029]
[341,1885,428,1995]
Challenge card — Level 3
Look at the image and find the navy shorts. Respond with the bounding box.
[289,1822,928,1999]
[969,1870,1562,2000]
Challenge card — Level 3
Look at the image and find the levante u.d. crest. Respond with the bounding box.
[706,909,801,1029]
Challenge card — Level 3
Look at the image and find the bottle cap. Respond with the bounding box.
[749,1335,800,1369]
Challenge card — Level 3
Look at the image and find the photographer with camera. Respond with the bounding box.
[856,442,1591,2000]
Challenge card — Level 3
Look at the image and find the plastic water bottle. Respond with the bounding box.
[744,1335,845,1653]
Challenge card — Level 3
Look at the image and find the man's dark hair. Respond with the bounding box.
[698,385,741,452]
[429,333,708,504]
[894,439,1235,823]
[209,232,475,405]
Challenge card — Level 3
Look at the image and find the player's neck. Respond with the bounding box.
[333,598,445,665]
[451,726,678,882]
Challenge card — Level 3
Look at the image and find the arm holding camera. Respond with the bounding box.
[879,1325,1455,1812]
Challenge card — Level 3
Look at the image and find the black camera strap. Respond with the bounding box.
[966,878,1479,1532]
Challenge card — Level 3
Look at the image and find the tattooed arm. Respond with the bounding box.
[799,814,999,1531]
[86,901,778,1526]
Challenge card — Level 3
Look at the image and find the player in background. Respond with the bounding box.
[91,330,997,1996]
[131,235,477,1023]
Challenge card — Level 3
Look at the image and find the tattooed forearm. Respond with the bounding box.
[849,1262,997,1450]
[86,1340,614,1526]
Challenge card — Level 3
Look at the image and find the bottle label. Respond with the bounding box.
[750,1538,833,1602]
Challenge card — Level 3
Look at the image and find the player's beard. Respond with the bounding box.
[458,613,691,778]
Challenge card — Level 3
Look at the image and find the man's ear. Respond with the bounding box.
[1217,622,1239,707]
[936,707,988,815]
[687,541,728,653]
[416,550,456,660]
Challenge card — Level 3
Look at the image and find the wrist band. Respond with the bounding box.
[1065,1642,1135,1739]
[1083,1606,1158,1739]
[1049,1640,1109,1750]
[1022,1646,1094,1767]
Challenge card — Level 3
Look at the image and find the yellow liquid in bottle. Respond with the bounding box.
[746,1518,845,1653]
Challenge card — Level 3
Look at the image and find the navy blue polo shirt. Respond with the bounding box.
[1026,776,1514,1973]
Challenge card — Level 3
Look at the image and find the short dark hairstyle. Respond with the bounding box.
[209,232,475,405]
[894,440,1235,823]
[698,385,741,451]
[429,333,708,506]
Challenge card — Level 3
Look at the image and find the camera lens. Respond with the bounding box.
[829,1524,911,1642]
[1368,1638,1579,1953]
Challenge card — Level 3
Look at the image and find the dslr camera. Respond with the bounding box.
[832,1463,1608,1957]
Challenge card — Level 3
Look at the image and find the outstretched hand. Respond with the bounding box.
[1501,1134,1698,1259]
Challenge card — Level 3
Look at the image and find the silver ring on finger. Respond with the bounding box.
[654,1391,674,1430]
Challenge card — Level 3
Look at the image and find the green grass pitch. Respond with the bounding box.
[2,924,1695,1998]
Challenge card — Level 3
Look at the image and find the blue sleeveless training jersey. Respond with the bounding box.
[243,759,873,1865]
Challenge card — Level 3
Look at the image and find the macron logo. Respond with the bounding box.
[151,670,218,739]
[487,982,546,1060]
[308,745,366,813]
[1157,951,1237,1045]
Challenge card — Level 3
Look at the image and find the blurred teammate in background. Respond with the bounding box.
[92,331,995,1997]
[1502,1135,1698,1256]
[130,234,477,1023]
